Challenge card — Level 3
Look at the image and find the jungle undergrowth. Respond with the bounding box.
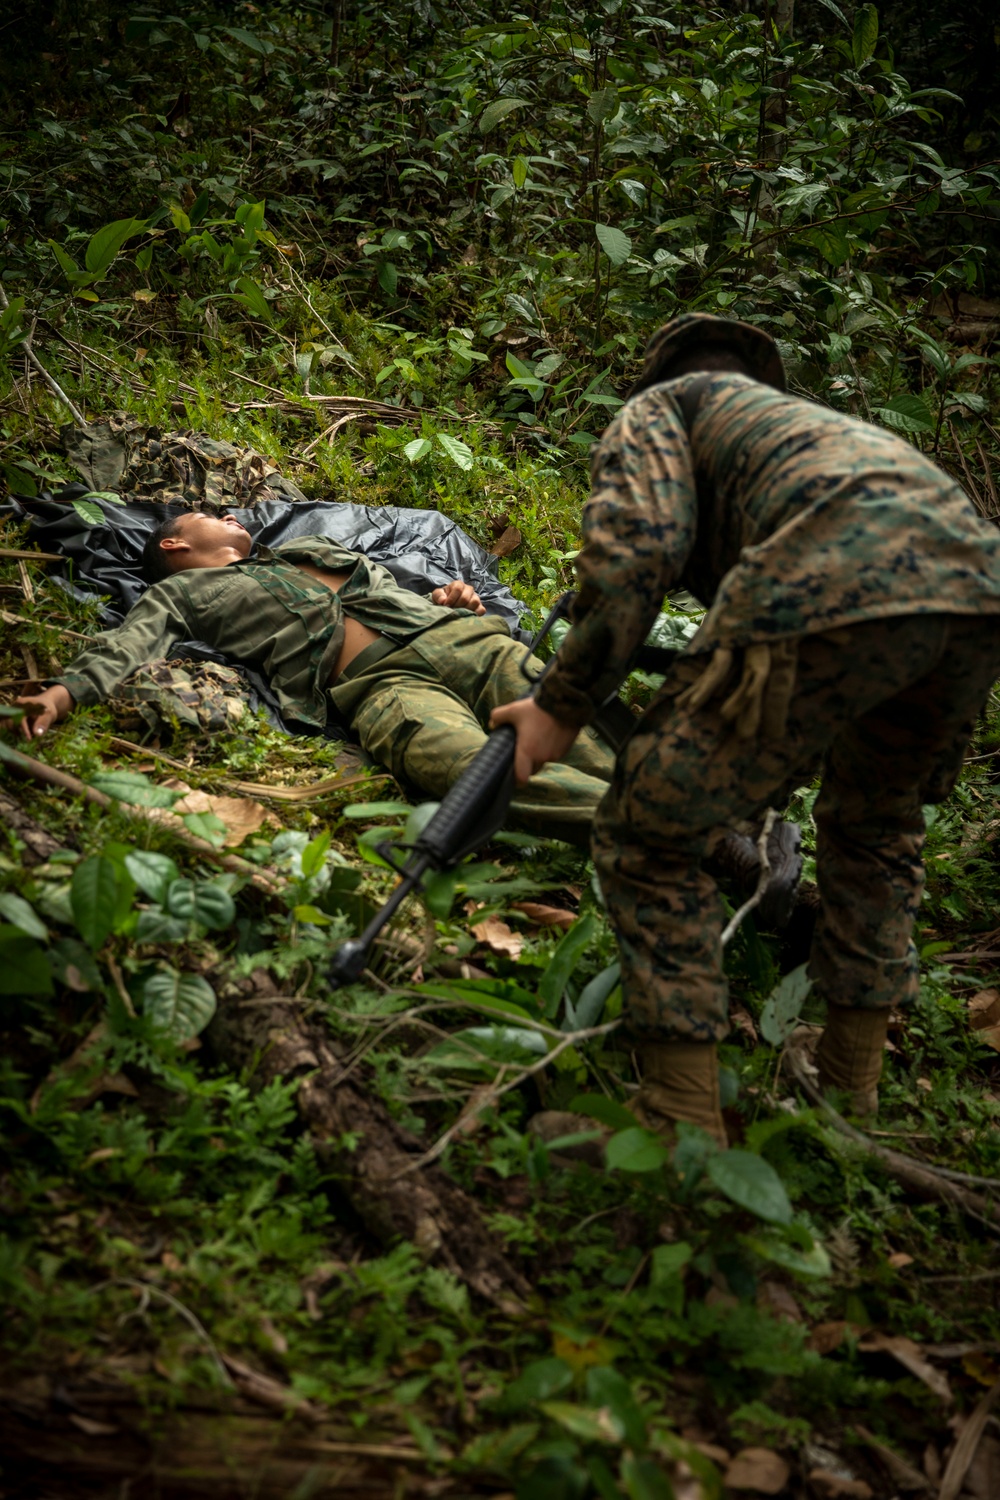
[1,2,1000,1495]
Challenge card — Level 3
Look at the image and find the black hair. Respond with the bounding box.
[141,514,187,585]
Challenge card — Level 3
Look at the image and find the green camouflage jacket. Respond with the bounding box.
[56,536,471,730]
[537,373,1000,727]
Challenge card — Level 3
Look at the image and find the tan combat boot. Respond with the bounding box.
[631,1041,728,1149]
[814,1004,890,1119]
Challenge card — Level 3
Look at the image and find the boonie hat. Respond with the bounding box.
[631,312,786,396]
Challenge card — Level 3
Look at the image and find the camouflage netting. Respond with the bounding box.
[62,415,309,511]
[107,658,253,741]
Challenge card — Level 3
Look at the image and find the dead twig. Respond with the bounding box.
[395,1018,622,1177]
[720,806,777,947]
[0,547,65,563]
[0,283,88,426]
[784,1048,1000,1232]
[937,1374,1000,1500]
[1,608,93,642]
[0,741,282,896]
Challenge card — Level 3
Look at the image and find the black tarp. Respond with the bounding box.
[3,490,531,737]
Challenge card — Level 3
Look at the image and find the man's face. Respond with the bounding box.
[159,512,253,573]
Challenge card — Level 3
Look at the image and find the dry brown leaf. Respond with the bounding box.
[470,917,524,959]
[858,1332,953,1403]
[730,1003,758,1042]
[511,900,575,931]
[489,525,522,558]
[807,1471,872,1499]
[969,989,1000,1029]
[757,1281,803,1323]
[809,1321,853,1355]
[887,1251,915,1269]
[168,785,276,847]
[725,1447,790,1493]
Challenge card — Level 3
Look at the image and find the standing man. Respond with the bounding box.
[493,314,1000,1143]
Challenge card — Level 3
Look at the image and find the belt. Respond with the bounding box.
[336,634,403,682]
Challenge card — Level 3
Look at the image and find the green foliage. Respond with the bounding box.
[0,0,999,1487]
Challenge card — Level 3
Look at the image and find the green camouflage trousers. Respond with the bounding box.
[330,615,614,847]
[108,658,251,740]
[593,614,1000,1043]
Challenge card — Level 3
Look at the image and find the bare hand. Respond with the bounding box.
[14,685,73,741]
[431,579,486,615]
[489,698,580,785]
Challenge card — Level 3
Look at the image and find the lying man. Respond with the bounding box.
[17,512,614,846]
[493,312,1000,1139]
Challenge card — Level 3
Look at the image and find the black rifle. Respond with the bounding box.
[327,598,680,988]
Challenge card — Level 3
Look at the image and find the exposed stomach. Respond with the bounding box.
[295,561,383,678]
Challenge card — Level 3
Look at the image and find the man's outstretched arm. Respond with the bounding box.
[14,584,192,739]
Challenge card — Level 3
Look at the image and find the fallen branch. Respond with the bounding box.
[0,741,281,895]
[206,982,531,1312]
[0,547,65,563]
[1,607,93,642]
[784,1048,1000,1232]
[107,735,383,801]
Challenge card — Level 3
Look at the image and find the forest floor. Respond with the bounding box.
[2,1,1000,1495]
[1,333,1000,1500]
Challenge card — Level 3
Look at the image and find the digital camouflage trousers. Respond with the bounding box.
[593,614,1000,1044]
[330,615,614,847]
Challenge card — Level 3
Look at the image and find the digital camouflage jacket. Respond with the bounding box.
[55,536,472,730]
[537,373,1000,727]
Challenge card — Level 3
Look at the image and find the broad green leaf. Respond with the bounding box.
[801,223,850,266]
[605,1127,669,1174]
[0,926,53,995]
[574,962,620,1028]
[812,0,848,25]
[166,880,236,931]
[403,437,432,463]
[82,489,126,505]
[512,154,528,189]
[125,851,180,905]
[71,855,123,949]
[759,963,812,1046]
[0,893,48,941]
[621,1453,673,1500]
[501,1357,573,1411]
[72,499,106,528]
[437,433,475,471]
[539,912,597,1018]
[85,217,147,276]
[90,771,181,809]
[586,1367,646,1450]
[851,2,878,67]
[479,97,530,133]
[596,223,632,266]
[587,87,619,125]
[300,829,331,879]
[234,275,271,319]
[539,1401,624,1444]
[742,1231,832,1279]
[340,800,413,819]
[292,903,333,925]
[422,869,458,918]
[649,1241,693,1286]
[48,239,81,276]
[874,393,935,435]
[706,1149,793,1224]
[182,811,228,847]
[377,260,398,295]
[568,1093,636,1133]
[141,967,217,1041]
[135,908,188,943]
